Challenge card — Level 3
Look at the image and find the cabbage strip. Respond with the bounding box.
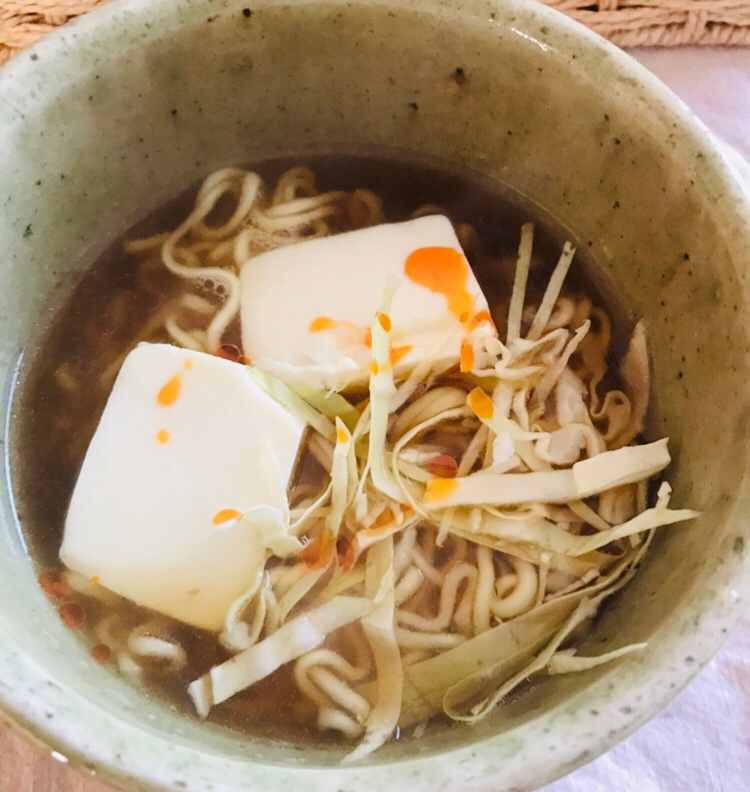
[423,439,671,508]
[345,536,402,761]
[189,596,371,718]
[367,284,405,502]
[246,367,336,440]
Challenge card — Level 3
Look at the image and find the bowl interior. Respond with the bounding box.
[0,1,748,790]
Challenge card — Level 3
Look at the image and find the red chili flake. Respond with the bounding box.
[58,602,85,630]
[426,454,459,479]
[336,537,355,573]
[38,570,70,601]
[302,529,335,570]
[215,343,249,365]
[91,644,112,663]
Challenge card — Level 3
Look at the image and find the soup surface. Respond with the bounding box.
[8,154,693,753]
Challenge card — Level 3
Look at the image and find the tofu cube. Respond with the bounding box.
[240,215,496,389]
[60,343,305,632]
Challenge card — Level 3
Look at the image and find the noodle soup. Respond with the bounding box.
[10,155,695,753]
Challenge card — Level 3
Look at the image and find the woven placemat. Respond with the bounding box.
[2,0,750,65]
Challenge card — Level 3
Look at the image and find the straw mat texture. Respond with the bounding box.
[2,1,750,65]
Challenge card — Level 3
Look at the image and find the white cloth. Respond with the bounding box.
[544,47,750,792]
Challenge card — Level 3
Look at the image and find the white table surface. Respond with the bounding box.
[544,47,750,792]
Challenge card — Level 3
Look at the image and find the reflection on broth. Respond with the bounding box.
[10,155,696,755]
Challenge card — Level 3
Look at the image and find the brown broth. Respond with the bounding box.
[7,153,628,746]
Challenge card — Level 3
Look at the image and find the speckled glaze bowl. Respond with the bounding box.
[0,1,748,790]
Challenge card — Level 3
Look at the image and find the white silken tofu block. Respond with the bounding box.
[240,215,496,389]
[60,343,305,632]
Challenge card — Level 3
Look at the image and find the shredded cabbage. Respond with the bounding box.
[189,596,372,718]
[527,241,577,341]
[246,367,336,440]
[454,532,652,721]
[390,535,641,725]
[547,642,648,675]
[328,418,353,537]
[423,439,672,509]
[366,282,405,502]
[289,384,361,432]
[344,536,402,762]
[506,222,534,343]
[163,216,697,757]
[237,505,304,556]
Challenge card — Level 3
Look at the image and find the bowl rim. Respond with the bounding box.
[0,0,749,790]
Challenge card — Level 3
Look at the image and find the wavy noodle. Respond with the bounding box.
[397,562,476,632]
[127,627,187,672]
[491,558,538,620]
[120,167,388,360]
[294,648,371,733]
[95,615,190,680]
[394,566,424,606]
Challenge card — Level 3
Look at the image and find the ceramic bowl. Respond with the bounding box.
[0,1,748,790]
